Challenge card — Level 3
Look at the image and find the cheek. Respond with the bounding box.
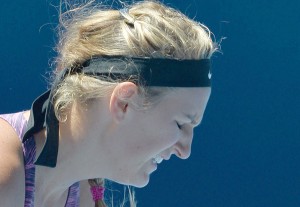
[147,124,179,151]
[127,125,178,157]
[124,112,180,155]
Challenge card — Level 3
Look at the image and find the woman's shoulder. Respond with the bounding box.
[0,112,26,206]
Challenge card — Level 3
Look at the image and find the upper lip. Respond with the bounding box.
[152,151,172,163]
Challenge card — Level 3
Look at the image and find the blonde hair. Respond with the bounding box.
[55,1,216,69]
[52,0,218,206]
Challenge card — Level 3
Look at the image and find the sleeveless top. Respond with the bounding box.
[0,111,80,207]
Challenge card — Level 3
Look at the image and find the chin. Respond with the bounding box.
[111,162,154,187]
[130,160,158,187]
[132,162,158,187]
[110,171,150,188]
[129,174,150,188]
[125,170,152,188]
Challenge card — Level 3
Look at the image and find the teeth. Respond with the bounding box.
[153,155,163,164]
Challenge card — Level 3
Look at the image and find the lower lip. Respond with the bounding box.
[150,161,158,172]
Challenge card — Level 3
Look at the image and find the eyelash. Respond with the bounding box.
[176,122,183,130]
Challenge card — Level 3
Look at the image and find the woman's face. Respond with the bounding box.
[103,87,211,187]
[78,86,211,187]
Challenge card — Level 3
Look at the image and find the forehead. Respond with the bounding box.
[157,87,211,115]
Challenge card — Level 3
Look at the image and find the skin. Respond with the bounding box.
[0,82,211,206]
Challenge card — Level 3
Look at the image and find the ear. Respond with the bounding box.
[109,82,138,123]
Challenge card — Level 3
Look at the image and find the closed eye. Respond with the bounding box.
[176,121,183,130]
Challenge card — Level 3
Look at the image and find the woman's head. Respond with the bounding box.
[51,0,216,183]
[49,0,217,187]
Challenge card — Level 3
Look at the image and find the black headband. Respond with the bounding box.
[23,57,212,167]
[76,57,212,87]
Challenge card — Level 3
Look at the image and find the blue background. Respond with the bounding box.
[0,0,299,206]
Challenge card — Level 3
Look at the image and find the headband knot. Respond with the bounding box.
[119,8,135,26]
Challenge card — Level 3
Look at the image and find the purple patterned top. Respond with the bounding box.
[0,111,80,207]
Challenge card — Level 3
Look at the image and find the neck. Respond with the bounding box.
[32,105,112,199]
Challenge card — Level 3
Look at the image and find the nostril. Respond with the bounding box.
[175,146,191,160]
[176,149,182,157]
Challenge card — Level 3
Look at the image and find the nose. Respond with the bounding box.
[173,127,193,159]
[174,143,192,159]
